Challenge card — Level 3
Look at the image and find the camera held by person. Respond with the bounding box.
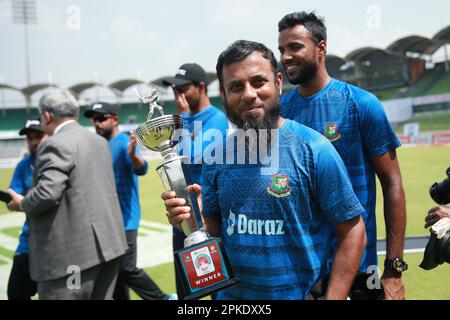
[420,166,450,270]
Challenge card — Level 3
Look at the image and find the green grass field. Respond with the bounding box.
[1,146,450,299]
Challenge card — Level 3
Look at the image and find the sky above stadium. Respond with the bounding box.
[0,0,449,91]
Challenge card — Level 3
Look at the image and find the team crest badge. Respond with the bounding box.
[267,174,291,198]
[324,123,341,142]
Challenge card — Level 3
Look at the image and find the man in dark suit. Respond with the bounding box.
[8,90,128,300]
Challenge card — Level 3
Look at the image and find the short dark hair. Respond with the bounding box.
[278,11,327,43]
[216,40,278,91]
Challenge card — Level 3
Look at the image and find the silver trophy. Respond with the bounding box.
[135,89,205,243]
[135,89,239,300]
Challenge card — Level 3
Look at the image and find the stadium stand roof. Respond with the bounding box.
[149,76,169,88]
[67,81,116,99]
[109,79,147,93]
[205,72,218,85]
[0,25,448,110]
[345,46,404,61]
[0,83,20,91]
[22,83,58,98]
[325,54,347,77]
[387,35,442,55]
[433,26,450,44]
[327,54,346,65]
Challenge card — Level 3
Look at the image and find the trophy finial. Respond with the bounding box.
[134,88,165,120]
[134,88,184,152]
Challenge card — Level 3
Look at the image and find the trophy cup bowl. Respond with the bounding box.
[135,115,184,152]
[135,90,239,300]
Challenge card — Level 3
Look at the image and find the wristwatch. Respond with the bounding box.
[384,257,408,273]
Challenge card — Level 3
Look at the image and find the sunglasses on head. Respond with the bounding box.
[92,114,115,123]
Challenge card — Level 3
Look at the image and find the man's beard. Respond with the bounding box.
[187,95,201,114]
[224,94,281,131]
[286,56,318,85]
[96,127,113,140]
[29,148,36,158]
[224,92,281,154]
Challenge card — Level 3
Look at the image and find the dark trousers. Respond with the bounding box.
[113,230,167,300]
[7,253,37,300]
[173,227,186,299]
[306,272,384,300]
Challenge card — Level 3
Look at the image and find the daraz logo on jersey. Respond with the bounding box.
[226,210,285,236]
[324,123,341,142]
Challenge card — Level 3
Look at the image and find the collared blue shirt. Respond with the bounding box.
[9,155,34,254]
[109,132,148,231]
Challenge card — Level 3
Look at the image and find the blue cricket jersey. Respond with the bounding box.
[202,119,363,299]
[178,105,228,226]
[109,132,148,231]
[9,155,34,254]
[280,79,401,271]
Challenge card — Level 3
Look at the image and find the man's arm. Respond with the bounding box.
[6,161,27,211]
[9,160,26,195]
[128,131,148,175]
[326,215,366,300]
[372,149,406,300]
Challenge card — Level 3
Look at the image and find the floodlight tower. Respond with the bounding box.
[12,0,37,87]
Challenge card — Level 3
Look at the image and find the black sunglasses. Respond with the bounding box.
[92,114,114,123]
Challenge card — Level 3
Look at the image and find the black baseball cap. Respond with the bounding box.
[84,102,118,118]
[19,119,43,136]
[162,63,208,86]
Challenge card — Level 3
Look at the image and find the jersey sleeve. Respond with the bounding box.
[180,112,192,133]
[200,163,221,218]
[314,136,364,225]
[133,143,148,176]
[357,91,401,159]
[9,160,26,195]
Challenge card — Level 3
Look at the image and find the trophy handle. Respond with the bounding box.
[157,157,200,236]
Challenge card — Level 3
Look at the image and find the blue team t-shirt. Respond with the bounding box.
[109,132,148,231]
[9,155,34,254]
[280,79,401,271]
[178,105,228,226]
[179,105,228,185]
[201,119,363,300]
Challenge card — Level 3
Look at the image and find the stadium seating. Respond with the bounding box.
[427,71,450,95]
[404,68,446,97]
[371,86,407,101]
[0,97,225,132]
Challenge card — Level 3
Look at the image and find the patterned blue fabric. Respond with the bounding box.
[9,155,34,254]
[178,105,228,226]
[202,119,363,299]
[280,79,401,271]
[109,132,148,231]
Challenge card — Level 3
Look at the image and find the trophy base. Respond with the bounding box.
[183,278,241,301]
[174,237,240,300]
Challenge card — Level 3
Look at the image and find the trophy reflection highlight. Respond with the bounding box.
[135,90,239,300]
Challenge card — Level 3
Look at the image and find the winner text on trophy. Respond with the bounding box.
[135,89,239,300]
